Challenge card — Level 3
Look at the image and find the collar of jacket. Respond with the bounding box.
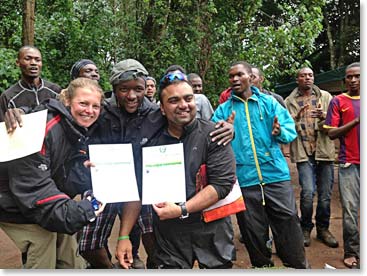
[293,84,321,98]
[103,100,121,119]
[19,78,44,91]
[231,85,261,102]
[163,117,198,140]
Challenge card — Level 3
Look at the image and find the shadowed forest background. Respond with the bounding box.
[0,0,360,106]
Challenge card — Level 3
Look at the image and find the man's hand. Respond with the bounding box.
[115,239,133,269]
[272,116,281,136]
[4,108,25,133]
[295,104,309,120]
[226,111,236,124]
[210,111,236,146]
[83,160,95,168]
[310,103,325,119]
[152,202,181,220]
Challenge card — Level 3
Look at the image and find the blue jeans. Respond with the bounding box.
[338,163,360,259]
[296,156,334,231]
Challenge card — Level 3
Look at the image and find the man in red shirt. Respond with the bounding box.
[324,62,360,269]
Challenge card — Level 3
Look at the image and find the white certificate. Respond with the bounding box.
[142,143,186,204]
[89,144,140,203]
[0,110,47,162]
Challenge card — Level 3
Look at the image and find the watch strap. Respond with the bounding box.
[179,202,189,219]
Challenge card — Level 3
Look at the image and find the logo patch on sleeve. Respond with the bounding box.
[37,164,48,171]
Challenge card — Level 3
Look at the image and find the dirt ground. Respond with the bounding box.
[0,155,354,270]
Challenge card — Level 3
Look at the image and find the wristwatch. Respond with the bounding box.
[179,202,189,219]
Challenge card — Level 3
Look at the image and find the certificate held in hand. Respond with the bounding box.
[142,143,186,204]
[89,144,140,204]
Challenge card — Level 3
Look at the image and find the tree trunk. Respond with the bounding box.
[197,0,211,81]
[324,17,336,70]
[337,15,348,67]
[22,0,35,46]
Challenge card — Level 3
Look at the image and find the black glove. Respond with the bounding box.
[83,190,100,211]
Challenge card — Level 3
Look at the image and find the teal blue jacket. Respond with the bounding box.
[212,86,297,188]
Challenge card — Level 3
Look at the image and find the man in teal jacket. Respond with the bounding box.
[212,61,308,268]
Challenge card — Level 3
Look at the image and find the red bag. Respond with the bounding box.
[196,164,246,223]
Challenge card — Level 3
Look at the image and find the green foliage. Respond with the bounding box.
[241,1,325,86]
[0,0,359,102]
[0,48,19,93]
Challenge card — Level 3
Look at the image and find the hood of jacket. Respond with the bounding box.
[36,98,101,145]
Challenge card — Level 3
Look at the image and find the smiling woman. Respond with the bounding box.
[0,77,108,268]
[62,78,104,128]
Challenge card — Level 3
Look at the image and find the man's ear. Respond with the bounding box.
[160,103,165,116]
[15,59,20,67]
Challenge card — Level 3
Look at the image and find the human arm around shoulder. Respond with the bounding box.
[210,104,236,146]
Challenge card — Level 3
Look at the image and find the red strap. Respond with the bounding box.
[40,114,61,155]
[36,194,70,205]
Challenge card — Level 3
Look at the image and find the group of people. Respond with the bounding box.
[0,45,360,270]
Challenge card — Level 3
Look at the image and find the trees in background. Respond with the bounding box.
[314,0,360,71]
[0,0,360,104]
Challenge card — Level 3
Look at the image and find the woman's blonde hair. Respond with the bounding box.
[59,77,104,104]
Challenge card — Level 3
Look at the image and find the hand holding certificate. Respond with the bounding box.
[0,110,47,162]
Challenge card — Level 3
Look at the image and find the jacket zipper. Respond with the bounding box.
[236,96,266,205]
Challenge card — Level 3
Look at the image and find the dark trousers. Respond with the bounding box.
[153,214,235,269]
[237,181,308,268]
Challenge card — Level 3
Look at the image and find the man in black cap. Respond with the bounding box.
[107,59,160,269]
[70,59,100,81]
